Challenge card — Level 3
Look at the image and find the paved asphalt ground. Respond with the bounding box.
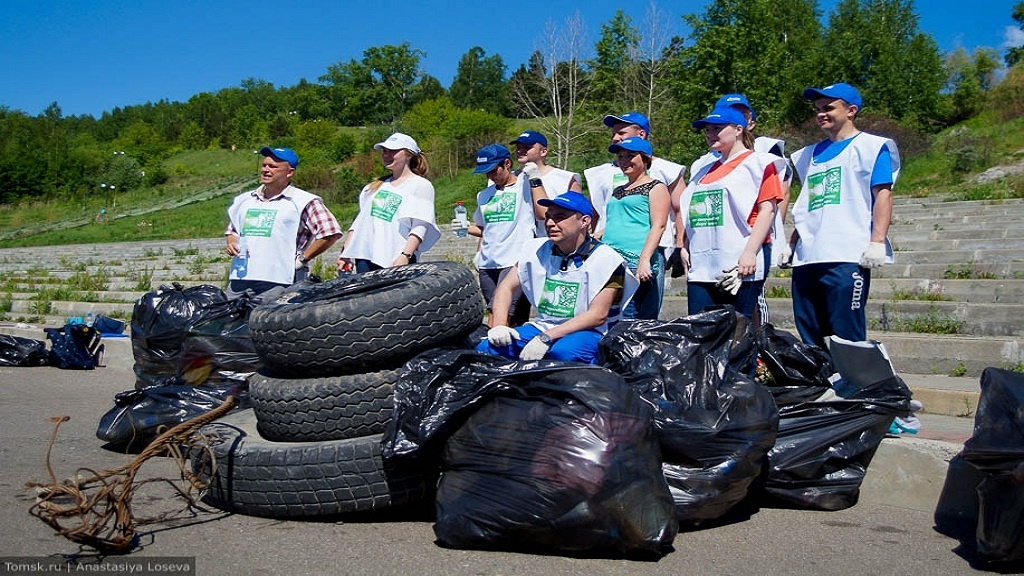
[0,360,996,576]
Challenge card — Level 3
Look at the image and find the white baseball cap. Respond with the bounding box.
[373,132,421,154]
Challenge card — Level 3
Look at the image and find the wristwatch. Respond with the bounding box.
[529,178,544,188]
[538,333,553,345]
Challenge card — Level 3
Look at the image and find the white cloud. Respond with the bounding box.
[1004,25,1024,50]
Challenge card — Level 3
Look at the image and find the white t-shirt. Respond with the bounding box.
[474,178,536,269]
[342,175,441,267]
[531,167,582,236]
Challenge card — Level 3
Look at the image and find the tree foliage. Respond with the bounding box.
[449,47,508,115]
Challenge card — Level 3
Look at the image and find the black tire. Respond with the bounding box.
[249,262,484,376]
[250,369,400,442]
[193,409,429,518]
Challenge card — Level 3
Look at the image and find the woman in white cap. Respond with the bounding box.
[601,136,671,320]
[339,133,441,273]
[678,106,786,319]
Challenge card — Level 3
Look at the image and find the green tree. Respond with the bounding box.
[321,43,428,125]
[509,51,553,117]
[1006,2,1024,67]
[668,0,821,137]
[820,0,944,128]
[945,47,1001,123]
[588,11,640,110]
[296,119,337,150]
[449,47,508,115]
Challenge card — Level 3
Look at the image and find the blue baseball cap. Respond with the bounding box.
[803,82,863,109]
[608,137,654,156]
[472,144,511,174]
[510,130,548,147]
[538,191,594,217]
[692,106,748,130]
[602,112,652,135]
[259,147,299,168]
[715,93,757,120]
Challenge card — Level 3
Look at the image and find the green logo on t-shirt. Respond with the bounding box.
[538,278,580,318]
[242,208,277,237]
[689,189,724,228]
[370,190,403,222]
[807,166,842,211]
[482,191,517,223]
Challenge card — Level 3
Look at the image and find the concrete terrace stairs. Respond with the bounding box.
[3,197,1023,429]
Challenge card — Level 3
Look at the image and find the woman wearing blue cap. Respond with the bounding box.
[339,133,441,273]
[601,136,671,319]
[678,106,787,319]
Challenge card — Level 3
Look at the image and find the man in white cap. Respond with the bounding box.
[225,146,341,298]
[510,130,583,236]
[789,82,900,349]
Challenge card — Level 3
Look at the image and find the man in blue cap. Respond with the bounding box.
[478,191,638,364]
[510,130,583,236]
[788,82,900,349]
[468,143,536,326]
[224,146,342,298]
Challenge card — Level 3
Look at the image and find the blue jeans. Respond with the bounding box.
[791,262,871,349]
[622,249,666,320]
[475,323,604,364]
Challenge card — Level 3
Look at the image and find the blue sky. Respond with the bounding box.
[2,0,1021,118]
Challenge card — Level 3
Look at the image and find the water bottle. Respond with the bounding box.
[454,201,468,238]
[85,313,94,327]
[232,235,249,277]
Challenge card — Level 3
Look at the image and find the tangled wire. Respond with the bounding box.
[25,396,237,554]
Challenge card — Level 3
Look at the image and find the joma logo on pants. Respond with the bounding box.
[850,271,864,310]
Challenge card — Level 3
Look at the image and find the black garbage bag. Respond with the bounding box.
[131,283,225,389]
[760,338,912,511]
[599,308,779,524]
[96,380,248,446]
[756,323,833,406]
[45,324,104,370]
[384,350,676,557]
[961,367,1024,564]
[0,334,49,367]
[178,296,261,387]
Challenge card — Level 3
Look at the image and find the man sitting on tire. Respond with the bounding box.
[477,191,638,364]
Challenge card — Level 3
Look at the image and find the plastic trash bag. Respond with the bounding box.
[756,323,833,406]
[961,367,1024,564]
[178,296,261,386]
[599,308,779,523]
[0,334,50,367]
[45,324,104,370]
[385,350,676,557]
[131,283,225,389]
[760,337,912,510]
[96,380,248,446]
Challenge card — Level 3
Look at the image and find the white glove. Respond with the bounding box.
[859,242,887,268]
[521,162,541,180]
[487,325,520,347]
[295,254,307,270]
[778,243,793,269]
[520,336,550,361]
[715,267,742,296]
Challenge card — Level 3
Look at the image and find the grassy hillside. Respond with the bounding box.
[2,113,1023,249]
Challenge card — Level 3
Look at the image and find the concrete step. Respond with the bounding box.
[889,248,1024,265]
[763,277,1024,304]
[873,260,1024,279]
[661,296,1024,337]
[892,237,1024,251]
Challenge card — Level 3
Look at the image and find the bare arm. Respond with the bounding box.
[489,267,522,328]
[636,182,670,282]
[738,200,776,277]
[870,184,893,243]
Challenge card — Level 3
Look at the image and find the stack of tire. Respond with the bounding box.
[192,262,486,518]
